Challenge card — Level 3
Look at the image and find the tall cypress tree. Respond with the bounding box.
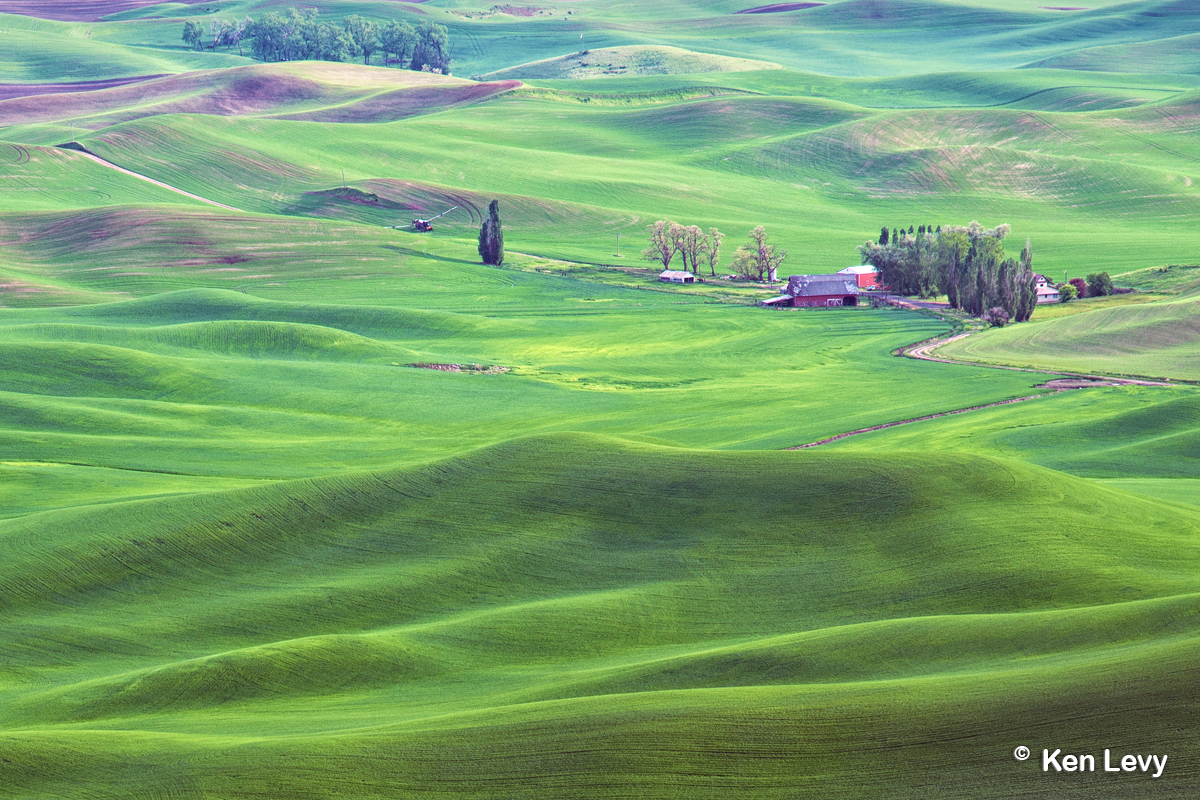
[1016,239,1036,321]
[478,199,504,265]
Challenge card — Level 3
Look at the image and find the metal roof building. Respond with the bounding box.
[836,265,881,288]
[761,275,860,308]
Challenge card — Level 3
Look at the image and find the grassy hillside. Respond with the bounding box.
[3,435,1199,798]
[823,382,1200,479]
[28,92,1192,275]
[2,56,1190,274]
[479,45,781,80]
[0,12,247,82]
[0,63,517,129]
[939,293,1200,381]
[0,286,1056,480]
[0,143,207,213]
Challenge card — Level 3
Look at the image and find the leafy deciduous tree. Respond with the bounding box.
[731,226,785,282]
[642,220,677,270]
[982,306,1010,327]
[1087,271,1114,297]
[677,225,704,275]
[343,15,379,65]
[182,20,204,51]
[411,21,451,73]
[701,228,724,277]
[380,20,417,68]
[231,8,445,66]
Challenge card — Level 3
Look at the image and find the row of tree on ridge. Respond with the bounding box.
[183,10,451,73]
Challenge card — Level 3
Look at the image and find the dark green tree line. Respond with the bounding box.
[185,9,450,72]
[858,221,1036,322]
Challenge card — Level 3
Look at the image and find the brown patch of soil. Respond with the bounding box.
[272,80,520,124]
[402,362,509,374]
[360,180,485,223]
[0,71,336,128]
[496,5,543,15]
[0,75,166,102]
[1036,378,1118,389]
[737,2,824,12]
[305,188,406,209]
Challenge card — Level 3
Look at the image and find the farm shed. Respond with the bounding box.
[660,270,695,284]
[780,274,860,307]
[836,265,880,288]
[760,295,793,307]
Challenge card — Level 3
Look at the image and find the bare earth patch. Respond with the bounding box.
[0,76,166,103]
[401,363,510,374]
[272,81,521,124]
[497,5,543,15]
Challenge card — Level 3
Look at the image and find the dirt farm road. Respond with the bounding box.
[788,325,1178,450]
[68,148,243,212]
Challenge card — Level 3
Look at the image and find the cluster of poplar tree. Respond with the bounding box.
[858,221,1037,324]
[184,10,451,73]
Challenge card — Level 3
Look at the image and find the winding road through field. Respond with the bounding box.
[902,325,1177,385]
[788,323,1177,450]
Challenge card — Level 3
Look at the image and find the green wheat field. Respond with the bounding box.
[1,0,1199,797]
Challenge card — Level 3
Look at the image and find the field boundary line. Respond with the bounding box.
[788,314,1184,449]
[59,146,244,212]
[786,392,1055,449]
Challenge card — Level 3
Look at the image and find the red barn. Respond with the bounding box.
[837,265,880,289]
[761,275,860,308]
[788,274,860,307]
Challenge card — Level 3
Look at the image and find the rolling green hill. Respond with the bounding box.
[479,45,781,80]
[939,293,1200,381]
[3,435,1199,798]
[0,286,1054,479]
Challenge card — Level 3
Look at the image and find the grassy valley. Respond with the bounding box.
[1,0,1198,797]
